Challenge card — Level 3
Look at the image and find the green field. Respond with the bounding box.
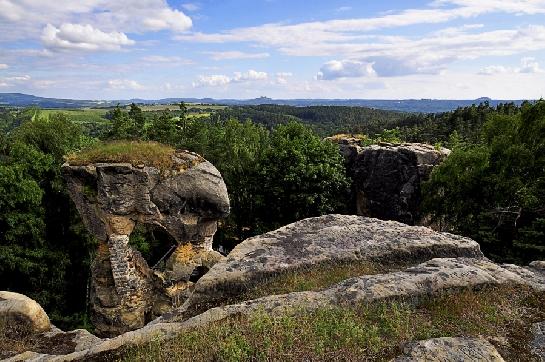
[131,103,227,112]
[40,108,109,124]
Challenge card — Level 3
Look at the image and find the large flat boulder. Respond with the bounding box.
[180,215,482,313]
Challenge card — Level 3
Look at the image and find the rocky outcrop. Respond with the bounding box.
[176,215,482,315]
[353,143,449,224]
[0,292,50,335]
[62,150,230,336]
[13,256,544,361]
[393,337,505,362]
[326,138,450,225]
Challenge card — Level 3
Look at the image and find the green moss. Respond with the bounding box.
[65,141,176,170]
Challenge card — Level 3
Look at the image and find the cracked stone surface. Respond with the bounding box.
[179,215,483,314]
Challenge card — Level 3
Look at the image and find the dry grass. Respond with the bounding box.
[0,318,38,359]
[65,141,176,169]
[120,285,545,362]
[242,262,379,301]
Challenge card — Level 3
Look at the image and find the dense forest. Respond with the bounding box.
[0,100,543,331]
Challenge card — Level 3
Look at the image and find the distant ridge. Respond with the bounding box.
[0,93,527,113]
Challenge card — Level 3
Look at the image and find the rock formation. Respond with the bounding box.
[354,143,449,224]
[177,214,482,314]
[0,292,50,335]
[326,137,450,225]
[4,215,544,361]
[62,150,229,336]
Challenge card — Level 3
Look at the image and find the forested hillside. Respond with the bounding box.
[0,100,543,330]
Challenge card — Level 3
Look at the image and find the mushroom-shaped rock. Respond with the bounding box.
[62,147,230,336]
[0,291,50,335]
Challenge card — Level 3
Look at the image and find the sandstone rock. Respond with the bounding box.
[0,291,50,335]
[532,322,545,361]
[393,337,505,361]
[531,261,545,272]
[62,150,230,336]
[178,215,482,314]
[37,256,545,361]
[171,257,544,326]
[351,143,449,224]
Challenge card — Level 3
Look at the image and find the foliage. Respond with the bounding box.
[423,100,545,262]
[0,112,98,330]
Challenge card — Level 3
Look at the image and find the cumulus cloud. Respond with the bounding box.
[479,57,544,75]
[317,60,376,80]
[142,8,192,32]
[205,51,270,60]
[42,23,134,51]
[0,0,193,42]
[107,79,145,90]
[193,70,268,87]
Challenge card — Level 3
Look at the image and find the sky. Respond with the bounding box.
[1,0,545,100]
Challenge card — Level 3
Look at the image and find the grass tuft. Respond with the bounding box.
[120,285,545,361]
[65,141,176,170]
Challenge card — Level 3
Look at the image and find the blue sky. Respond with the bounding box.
[1,0,545,100]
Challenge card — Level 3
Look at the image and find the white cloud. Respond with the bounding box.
[192,74,231,87]
[0,64,8,69]
[336,6,352,12]
[479,57,544,75]
[205,51,270,60]
[193,70,268,87]
[479,65,510,75]
[519,57,544,73]
[107,79,145,90]
[233,70,268,82]
[317,60,376,80]
[275,72,293,84]
[182,3,200,12]
[42,23,134,51]
[142,8,192,33]
[0,0,193,42]
[140,55,193,65]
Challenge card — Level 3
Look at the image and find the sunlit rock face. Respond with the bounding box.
[62,150,229,337]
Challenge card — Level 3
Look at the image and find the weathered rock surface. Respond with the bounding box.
[164,257,545,325]
[17,256,545,361]
[352,143,450,224]
[62,150,230,336]
[0,291,50,335]
[325,138,450,225]
[393,337,505,362]
[533,322,545,361]
[178,215,482,313]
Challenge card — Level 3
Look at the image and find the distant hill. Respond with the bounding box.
[0,93,526,113]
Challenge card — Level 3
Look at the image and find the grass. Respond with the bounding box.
[242,262,379,300]
[40,108,109,124]
[120,285,545,361]
[65,141,177,170]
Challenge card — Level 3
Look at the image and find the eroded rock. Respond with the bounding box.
[62,150,229,336]
[393,337,505,362]
[352,143,450,224]
[0,291,51,335]
[178,215,482,314]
